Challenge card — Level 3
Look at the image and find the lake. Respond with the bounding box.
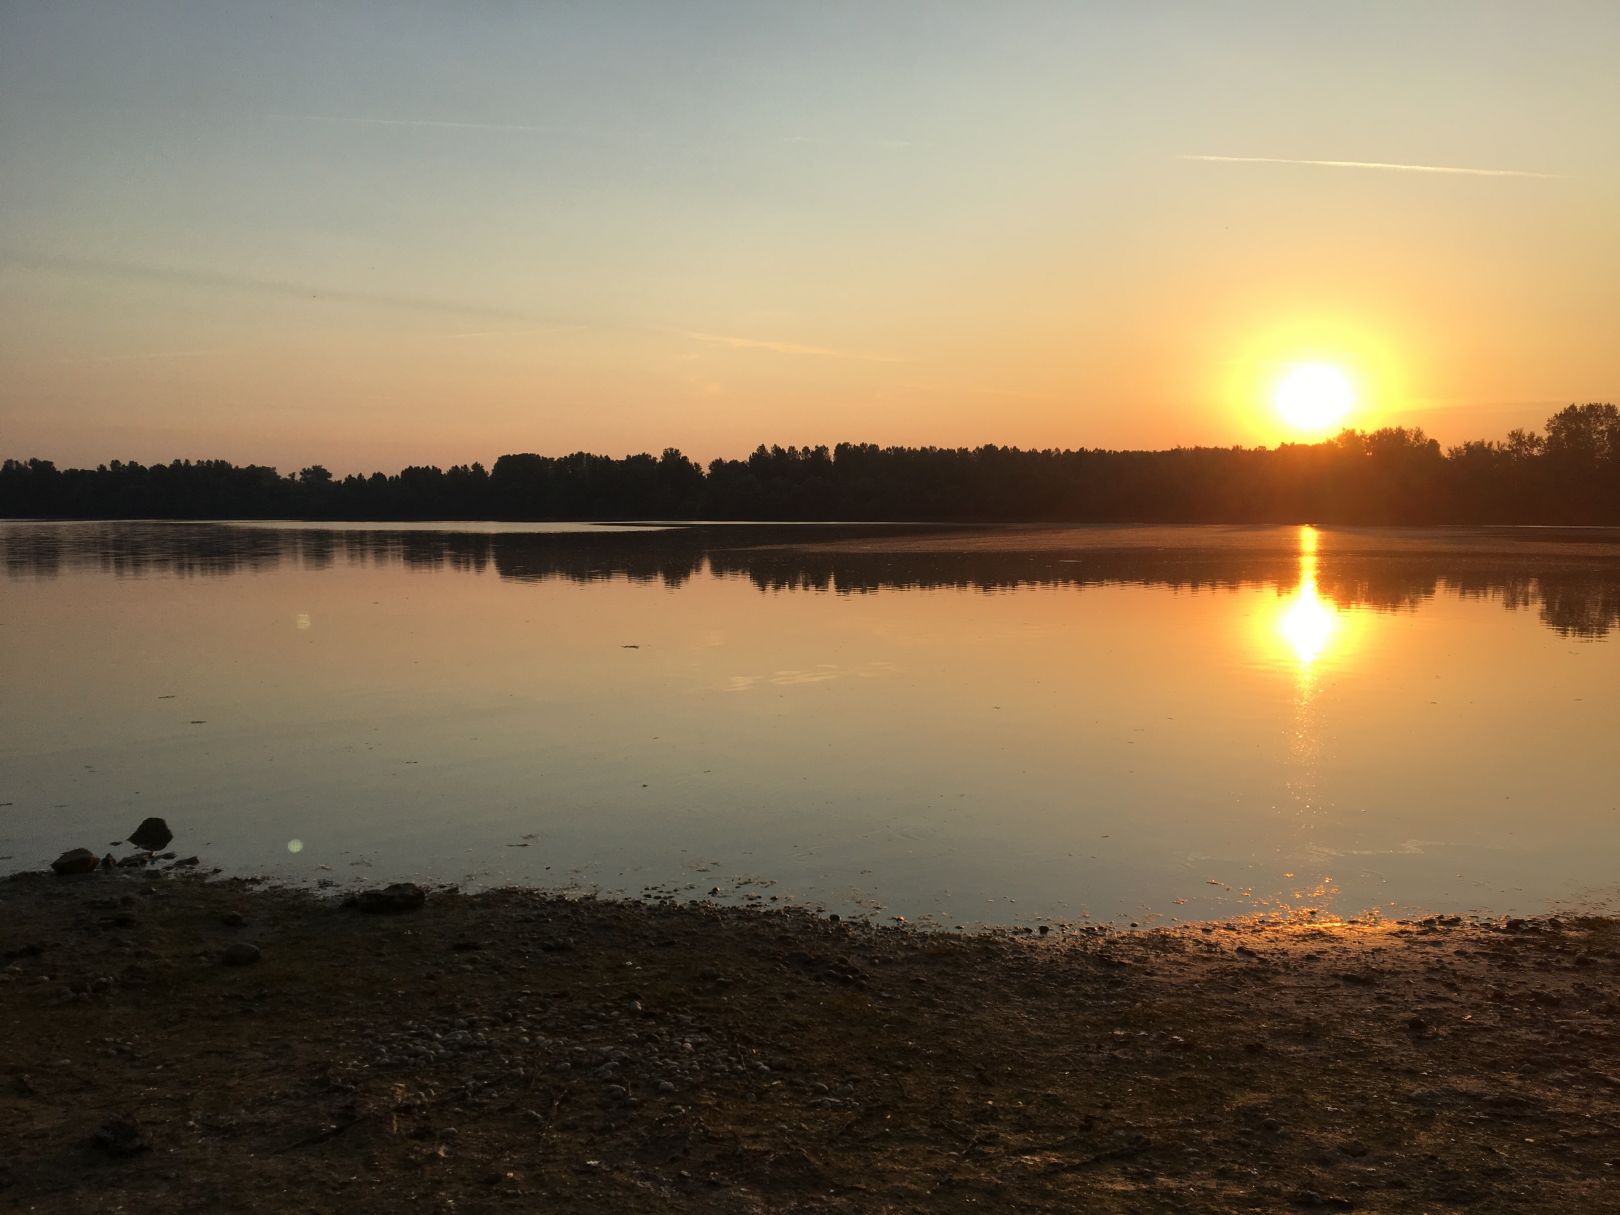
[3,519,1618,927]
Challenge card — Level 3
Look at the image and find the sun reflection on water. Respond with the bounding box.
[1272,525,1342,920]
[1277,526,1338,666]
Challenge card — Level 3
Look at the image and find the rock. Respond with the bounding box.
[220,911,247,928]
[92,1116,149,1156]
[169,856,199,868]
[50,848,100,876]
[127,817,173,852]
[355,883,427,914]
[221,942,262,966]
[1291,1190,1354,1211]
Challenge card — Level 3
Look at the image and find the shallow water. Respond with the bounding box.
[3,519,1619,925]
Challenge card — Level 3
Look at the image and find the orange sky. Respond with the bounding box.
[2,3,1617,473]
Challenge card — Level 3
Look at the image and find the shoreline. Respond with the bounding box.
[4,869,1617,1212]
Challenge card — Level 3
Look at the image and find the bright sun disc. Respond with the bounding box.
[1274,363,1355,433]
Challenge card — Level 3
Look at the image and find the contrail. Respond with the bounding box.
[1180,154,1558,179]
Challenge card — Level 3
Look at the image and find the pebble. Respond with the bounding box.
[221,942,262,966]
[92,1116,149,1156]
[355,883,427,914]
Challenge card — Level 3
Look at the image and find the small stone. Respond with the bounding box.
[220,912,247,928]
[355,883,426,914]
[221,942,262,966]
[92,1116,149,1156]
[127,817,173,852]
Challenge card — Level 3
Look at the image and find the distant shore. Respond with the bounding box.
[4,869,1617,1212]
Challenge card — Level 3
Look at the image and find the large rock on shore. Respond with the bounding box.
[50,849,100,876]
[127,817,173,852]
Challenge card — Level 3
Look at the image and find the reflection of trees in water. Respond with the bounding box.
[4,523,1618,639]
[1535,576,1620,638]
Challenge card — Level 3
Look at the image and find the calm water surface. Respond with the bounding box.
[4,520,1619,926]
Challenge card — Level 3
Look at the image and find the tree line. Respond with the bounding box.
[3,403,1618,524]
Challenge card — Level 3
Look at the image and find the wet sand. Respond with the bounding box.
[3,870,1618,1212]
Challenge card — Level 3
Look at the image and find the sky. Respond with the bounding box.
[2,1,1617,474]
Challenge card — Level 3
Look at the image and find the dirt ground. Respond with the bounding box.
[2,869,1618,1213]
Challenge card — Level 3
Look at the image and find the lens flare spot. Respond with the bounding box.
[287,839,304,854]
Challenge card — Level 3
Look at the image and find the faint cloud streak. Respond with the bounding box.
[3,250,526,319]
[269,112,654,141]
[87,348,230,364]
[780,135,917,150]
[430,325,581,340]
[1180,154,1558,179]
[681,330,902,363]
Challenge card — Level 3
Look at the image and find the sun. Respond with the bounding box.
[1273,362,1356,434]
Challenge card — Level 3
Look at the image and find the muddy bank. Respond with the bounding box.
[2,870,1618,1213]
